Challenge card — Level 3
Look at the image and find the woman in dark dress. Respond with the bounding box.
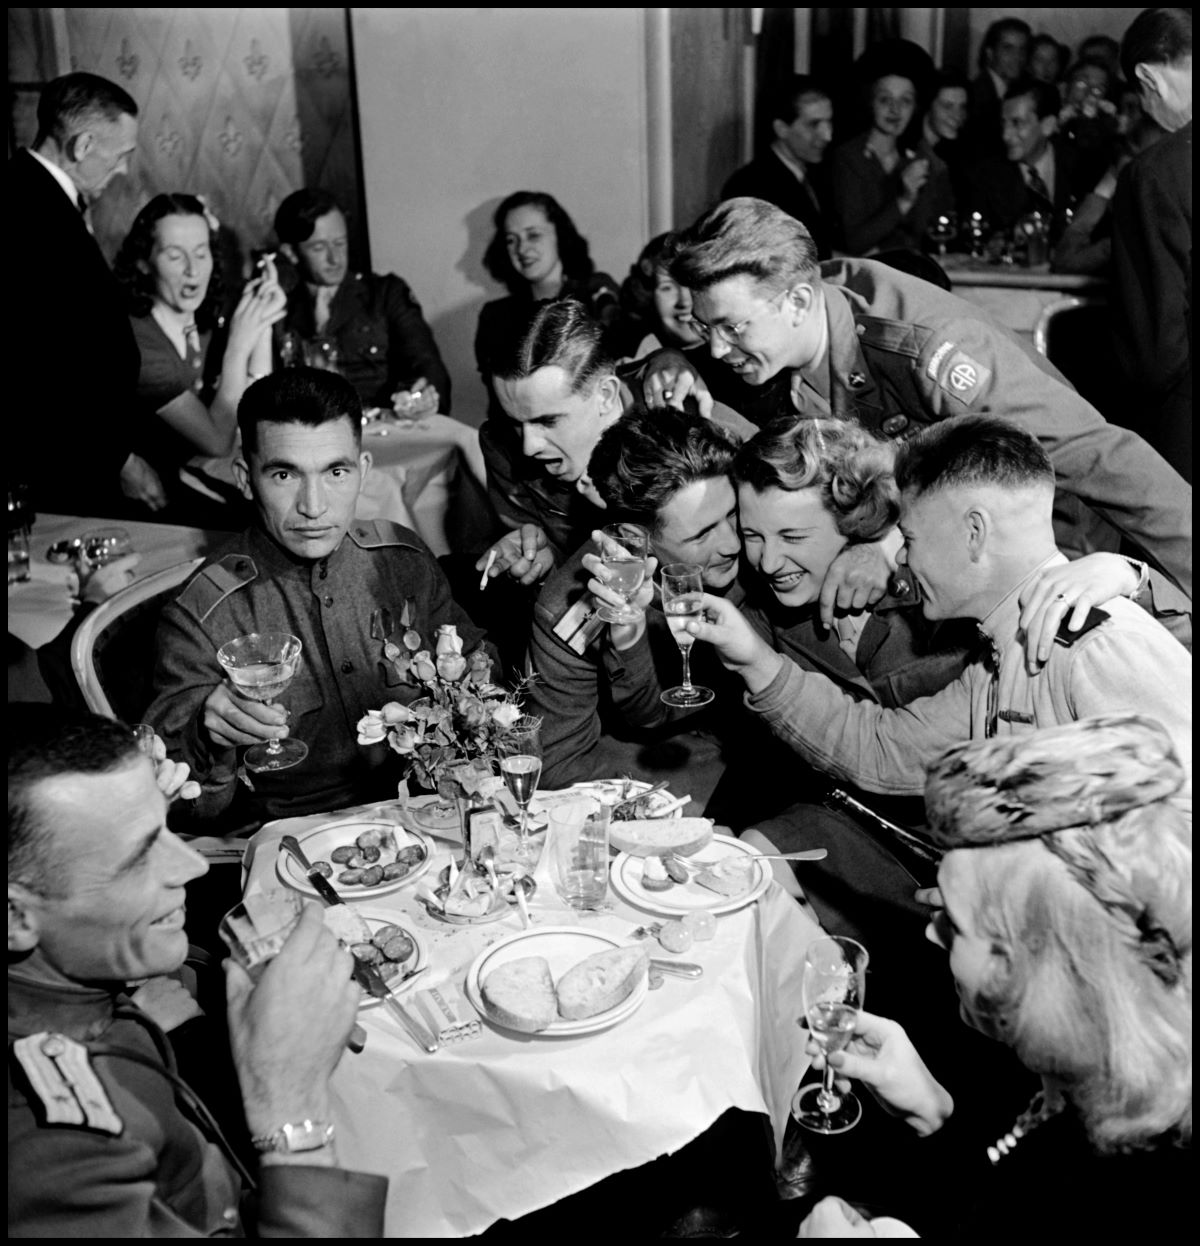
[114,193,285,525]
[474,191,619,420]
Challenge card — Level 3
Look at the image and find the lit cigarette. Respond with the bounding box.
[479,548,497,591]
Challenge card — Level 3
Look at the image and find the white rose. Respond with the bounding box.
[356,710,388,744]
[435,624,463,657]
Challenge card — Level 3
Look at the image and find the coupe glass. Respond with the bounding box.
[216,632,308,772]
[792,936,869,1135]
[79,527,133,571]
[595,524,649,624]
[497,714,544,866]
[659,563,714,707]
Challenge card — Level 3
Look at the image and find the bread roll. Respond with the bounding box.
[556,945,648,1021]
[480,956,557,1033]
[609,817,713,859]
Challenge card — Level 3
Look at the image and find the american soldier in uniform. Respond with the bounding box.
[144,367,489,827]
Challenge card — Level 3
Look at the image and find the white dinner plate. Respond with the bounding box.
[465,926,648,1037]
[609,834,770,917]
[276,819,433,899]
[345,909,428,1009]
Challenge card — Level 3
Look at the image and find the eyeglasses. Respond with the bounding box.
[691,289,790,346]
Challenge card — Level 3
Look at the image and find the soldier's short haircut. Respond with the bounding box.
[588,404,738,536]
[770,74,831,125]
[9,707,141,899]
[1121,8,1192,83]
[275,188,341,247]
[489,298,614,394]
[34,72,138,149]
[238,367,363,459]
[895,414,1054,499]
[1003,75,1062,119]
[670,197,820,294]
[733,417,899,542]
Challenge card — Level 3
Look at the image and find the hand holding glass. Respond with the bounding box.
[216,632,308,772]
[792,936,869,1135]
[498,714,544,867]
[660,563,714,707]
[595,525,649,625]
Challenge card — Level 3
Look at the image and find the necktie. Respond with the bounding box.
[1022,163,1052,210]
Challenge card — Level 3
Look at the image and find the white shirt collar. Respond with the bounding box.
[27,148,84,212]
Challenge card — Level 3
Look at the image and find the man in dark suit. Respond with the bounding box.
[1112,7,1192,482]
[10,73,142,517]
[722,76,838,259]
[966,77,1095,242]
[969,18,1031,158]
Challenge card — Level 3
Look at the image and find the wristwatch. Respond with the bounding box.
[250,1119,335,1154]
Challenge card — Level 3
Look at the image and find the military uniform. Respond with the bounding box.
[744,554,1193,799]
[281,270,451,411]
[8,970,386,1237]
[144,519,489,825]
[756,258,1192,598]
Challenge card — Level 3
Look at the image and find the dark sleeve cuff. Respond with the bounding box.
[254,1165,388,1237]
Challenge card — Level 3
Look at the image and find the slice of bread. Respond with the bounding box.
[609,817,714,859]
[480,956,558,1033]
[556,945,648,1021]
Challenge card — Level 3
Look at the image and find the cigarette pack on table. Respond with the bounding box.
[415,983,481,1044]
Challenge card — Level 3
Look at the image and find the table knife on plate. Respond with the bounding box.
[279,836,440,1053]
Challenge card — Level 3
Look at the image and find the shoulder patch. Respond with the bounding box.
[925,340,954,380]
[12,1033,124,1135]
[935,349,991,404]
[348,519,427,554]
[176,555,257,624]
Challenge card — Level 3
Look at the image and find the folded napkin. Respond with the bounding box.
[414,983,481,1044]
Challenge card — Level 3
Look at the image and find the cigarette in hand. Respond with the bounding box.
[479,548,497,591]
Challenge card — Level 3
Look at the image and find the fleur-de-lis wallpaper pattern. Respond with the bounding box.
[8,8,366,272]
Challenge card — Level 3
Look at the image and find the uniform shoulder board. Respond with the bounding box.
[1054,606,1110,648]
[175,555,258,624]
[348,518,427,554]
[12,1033,124,1135]
[924,336,992,404]
[856,316,923,360]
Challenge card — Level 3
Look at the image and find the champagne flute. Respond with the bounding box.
[498,715,543,866]
[659,563,714,707]
[792,935,869,1135]
[595,524,649,624]
[925,211,958,259]
[216,632,308,773]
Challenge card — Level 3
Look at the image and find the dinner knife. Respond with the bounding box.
[648,958,703,979]
[278,836,440,1053]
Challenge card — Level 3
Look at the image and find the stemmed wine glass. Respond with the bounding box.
[792,935,869,1135]
[595,524,649,624]
[659,563,714,708]
[926,211,958,259]
[79,527,134,571]
[216,632,308,773]
[497,715,543,866]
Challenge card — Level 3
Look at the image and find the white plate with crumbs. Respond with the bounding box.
[465,926,648,1038]
[609,834,770,917]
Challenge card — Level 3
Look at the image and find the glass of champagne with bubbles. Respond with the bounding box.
[792,935,869,1134]
[660,563,714,707]
[497,715,543,866]
[216,632,307,773]
[595,524,649,624]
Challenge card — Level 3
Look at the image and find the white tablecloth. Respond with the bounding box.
[243,800,818,1237]
[7,513,222,650]
[355,415,489,557]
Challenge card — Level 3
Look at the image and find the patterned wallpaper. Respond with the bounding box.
[7,8,366,272]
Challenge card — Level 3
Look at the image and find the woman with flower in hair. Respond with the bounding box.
[798,714,1191,1238]
[114,193,286,522]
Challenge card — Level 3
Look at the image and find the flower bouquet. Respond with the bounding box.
[356,622,526,851]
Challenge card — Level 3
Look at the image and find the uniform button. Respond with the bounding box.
[856,323,866,335]
[341,660,353,674]
[324,595,334,607]
[369,345,379,354]
[882,414,909,436]
[848,371,866,388]
[235,560,248,573]
[223,1208,238,1224]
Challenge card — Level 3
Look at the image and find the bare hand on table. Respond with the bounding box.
[225,903,361,1154]
[641,352,714,418]
[804,1008,953,1137]
[475,523,556,587]
[583,529,658,651]
[393,376,440,418]
[76,552,142,605]
[1017,552,1139,673]
[203,682,289,751]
